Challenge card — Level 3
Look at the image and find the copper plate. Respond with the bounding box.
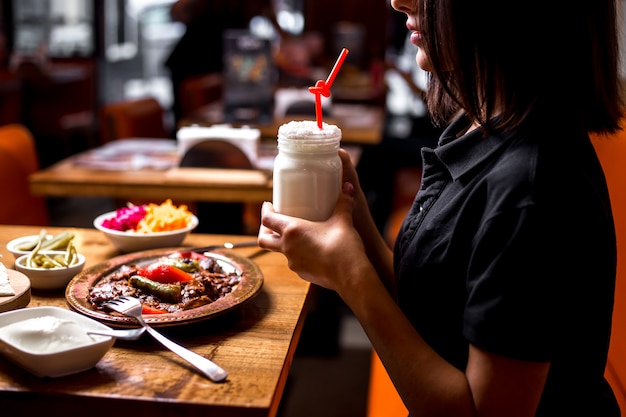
[65,248,263,328]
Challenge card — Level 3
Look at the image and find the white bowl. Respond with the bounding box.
[15,251,86,291]
[6,234,54,259]
[93,211,199,253]
[0,306,115,378]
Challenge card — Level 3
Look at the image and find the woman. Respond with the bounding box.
[258,0,624,415]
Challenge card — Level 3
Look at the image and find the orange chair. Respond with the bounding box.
[591,127,626,412]
[367,350,408,417]
[99,96,170,144]
[0,124,49,226]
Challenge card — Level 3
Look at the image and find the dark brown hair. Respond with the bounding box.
[417,0,624,135]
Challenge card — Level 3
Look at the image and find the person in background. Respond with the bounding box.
[164,0,272,125]
[258,0,623,415]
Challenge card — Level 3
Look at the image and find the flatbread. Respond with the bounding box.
[0,260,15,296]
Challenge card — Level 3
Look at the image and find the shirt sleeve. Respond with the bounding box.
[463,203,560,362]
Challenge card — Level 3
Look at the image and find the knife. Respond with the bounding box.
[188,240,260,254]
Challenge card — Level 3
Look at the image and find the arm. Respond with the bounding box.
[345,267,549,417]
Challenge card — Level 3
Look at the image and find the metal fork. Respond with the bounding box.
[103,296,228,382]
[87,326,146,340]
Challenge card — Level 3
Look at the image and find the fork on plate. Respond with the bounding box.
[103,295,228,382]
[87,326,146,340]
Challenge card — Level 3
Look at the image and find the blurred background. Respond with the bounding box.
[0,0,451,243]
[0,0,398,166]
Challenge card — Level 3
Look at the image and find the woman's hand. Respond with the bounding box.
[258,148,394,292]
[258,179,368,292]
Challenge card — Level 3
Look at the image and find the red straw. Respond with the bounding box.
[309,48,349,129]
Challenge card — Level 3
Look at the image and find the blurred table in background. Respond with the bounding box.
[181,101,384,145]
[29,139,274,204]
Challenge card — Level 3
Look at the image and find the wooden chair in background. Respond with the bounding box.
[0,71,23,126]
[179,139,261,235]
[0,124,49,226]
[99,96,170,144]
[179,73,223,120]
[16,59,98,166]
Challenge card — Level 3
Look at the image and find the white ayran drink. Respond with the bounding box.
[273,121,342,221]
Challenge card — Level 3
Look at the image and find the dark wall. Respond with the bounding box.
[304,0,392,68]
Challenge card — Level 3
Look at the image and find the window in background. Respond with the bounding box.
[13,0,94,58]
[249,0,304,39]
[102,0,182,110]
[273,0,304,35]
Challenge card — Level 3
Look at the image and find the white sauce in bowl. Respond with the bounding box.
[0,315,96,354]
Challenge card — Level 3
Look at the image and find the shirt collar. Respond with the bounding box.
[432,114,515,181]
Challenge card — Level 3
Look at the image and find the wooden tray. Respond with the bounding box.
[0,270,31,313]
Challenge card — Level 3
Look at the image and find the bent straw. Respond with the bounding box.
[308,48,349,129]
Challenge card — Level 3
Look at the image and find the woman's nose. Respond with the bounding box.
[390,0,413,14]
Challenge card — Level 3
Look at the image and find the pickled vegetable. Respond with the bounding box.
[129,275,182,303]
[15,230,75,251]
[24,230,80,269]
[26,252,80,269]
[40,231,75,251]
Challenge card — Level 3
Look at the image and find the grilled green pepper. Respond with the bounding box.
[160,257,200,273]
[129,275,182,303]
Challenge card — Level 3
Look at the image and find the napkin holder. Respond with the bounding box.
[177,125,261,166]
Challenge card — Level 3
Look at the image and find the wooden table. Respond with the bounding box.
[28,138,361,204]
[181,102,384,145]
[0,225,310,417]
[29,139,274,203]
[30,163,273,203]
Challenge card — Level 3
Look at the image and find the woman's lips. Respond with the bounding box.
[409,30,423,46]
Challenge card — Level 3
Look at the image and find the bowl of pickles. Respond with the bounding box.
[15,251,85,291]
[6,230,76,260]
[9,231,85,291]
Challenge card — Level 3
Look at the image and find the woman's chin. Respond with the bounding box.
[415,50,433,72]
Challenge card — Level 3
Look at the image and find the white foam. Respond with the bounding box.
[278,120,342,139]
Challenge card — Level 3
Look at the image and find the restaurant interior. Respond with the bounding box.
[2,1,626,416]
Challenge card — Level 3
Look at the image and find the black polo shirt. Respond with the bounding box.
[394,114,619,415]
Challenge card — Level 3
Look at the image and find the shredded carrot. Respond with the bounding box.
[135,199,193,233]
